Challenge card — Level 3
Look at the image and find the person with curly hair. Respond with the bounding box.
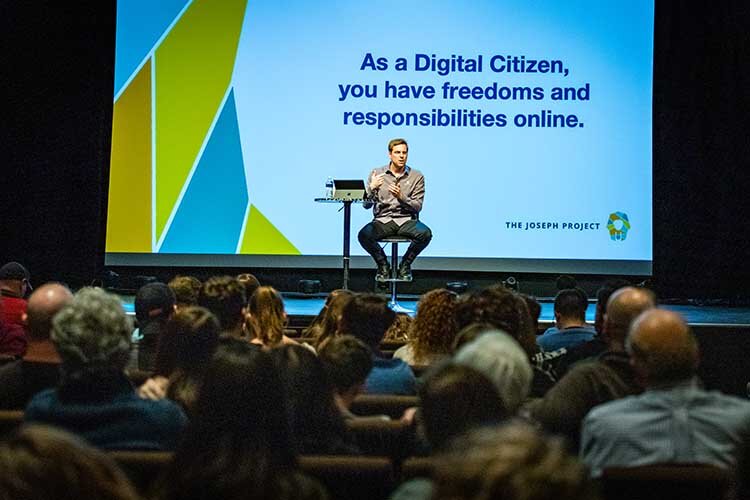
[393,289,459,366]
[247,286,299,348]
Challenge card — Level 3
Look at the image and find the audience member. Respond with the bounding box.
[450,322,495,353]
[247,286,299,348]
[426,423,597,500]
[338,294,416,395]
[304,289,353,349]
[394,289,459,366]
[0,311,27,360]
[418,363,507,453]
[537,288,595,352]
[198,275,247,339]
[237,272,261,303]
[453,331,533,414]
[138,306,221,414]
[24,287,187,450]
[581,309,750,476]
[556,274,578,290]
[455,285,556,396]
[526,286,656,448]
[0,425,140,500]
[133,282,176,371]
[0,283,72,409]
[167,275,202,309]
[318,335,374,419]
[272,344,359,454]
[383,312,412,343]
[153,339,327,500]
[519,293,541,335]
[0,261,31,328]
[553,279,631,376]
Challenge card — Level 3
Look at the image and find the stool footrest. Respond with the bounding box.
[376,277,412,283]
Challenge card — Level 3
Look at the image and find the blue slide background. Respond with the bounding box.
[232,0,653,261]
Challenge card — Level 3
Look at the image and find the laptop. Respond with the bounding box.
[332,179,366,201]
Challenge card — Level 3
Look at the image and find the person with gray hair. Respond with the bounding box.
[24,287,187,450]
[581,309,750,476]
[453,330,533,413]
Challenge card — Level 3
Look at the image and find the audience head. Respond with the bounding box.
[23,283,73,341]
[626,309,699,387]
[156,339,297,500]
[553,288,588,326]
[0,425,139,500]
[384,312,412,342]
[455,285,536,355]
[168,276,202,308]
[272,344,351,454]
[338,294,396,349]
[135,282,175,326]
[247,286,286,347]
[0,261,31,298]
[198,276,246,334]
[555,274,578,290]
[154,306,221,377]
[451,322,495,354]
[594,279,631,334]
[519,293,541,335]
[309,289,354,348]
[51,287,132,374]
[409,288,459,362]
[602,286,656,348]
[431,423,596,500]
[236,273,261,304]
[454,331,533,413]
[420,363,506,451]
[319,335,373,398]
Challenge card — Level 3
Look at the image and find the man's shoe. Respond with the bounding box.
[375,262,392,282]
[397,262,413,281]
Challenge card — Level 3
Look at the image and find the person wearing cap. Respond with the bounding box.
[134,283,176,372]
[24,287,187,450]
[0,261,31,329]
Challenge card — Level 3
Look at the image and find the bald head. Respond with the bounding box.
[25,283,73,340]
[603,287,656,347]
[626,309,699,386]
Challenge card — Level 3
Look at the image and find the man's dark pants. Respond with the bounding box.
[358,219,432,266]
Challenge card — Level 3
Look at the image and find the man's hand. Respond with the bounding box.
[370,172,386,192]
[388,182,403,200]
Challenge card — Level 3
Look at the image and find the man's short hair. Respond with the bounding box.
[51,287,132,372]
[236,273,261,304]
[553,288,588,321]
[198,276,246,331]
[388,138,408,152]
[338,294,396,348]
[318,335,373,392]
[168,276,202,307]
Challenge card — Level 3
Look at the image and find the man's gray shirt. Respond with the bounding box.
[364,165,425,226]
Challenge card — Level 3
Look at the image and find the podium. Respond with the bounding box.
[315,197,364,290]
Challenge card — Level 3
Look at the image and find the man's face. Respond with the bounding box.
[389,144,408,169]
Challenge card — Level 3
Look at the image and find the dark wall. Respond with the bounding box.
[2,1,749,298]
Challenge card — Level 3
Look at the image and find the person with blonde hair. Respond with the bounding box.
[393,288,459,365]
[247,286,298,348]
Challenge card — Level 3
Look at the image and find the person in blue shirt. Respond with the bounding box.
[537,288,595,352]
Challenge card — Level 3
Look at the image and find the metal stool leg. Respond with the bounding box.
[388,241,412,313]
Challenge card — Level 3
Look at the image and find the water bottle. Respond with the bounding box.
[325,177,334,199]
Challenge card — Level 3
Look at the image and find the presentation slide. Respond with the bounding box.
[106,0,654,274]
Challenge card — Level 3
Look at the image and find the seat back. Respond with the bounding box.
[347,418,413,459]
[0,410,23,437]
[299,455,395,500]
[351,394,418,419]
[600,464,734,500]
[109,450,172,495]
[400,456,435,480]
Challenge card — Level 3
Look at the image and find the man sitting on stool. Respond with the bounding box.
[358,138,432,281]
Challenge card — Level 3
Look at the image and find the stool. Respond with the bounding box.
[377,237,414,313]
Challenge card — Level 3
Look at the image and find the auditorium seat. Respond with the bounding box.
[0,410,23,437]
[299,455,395,500]
[400,456,435,480]
[600,464,734,500]
[108,450,171,494]
[347,418,414,459]
[351,394,419,419]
